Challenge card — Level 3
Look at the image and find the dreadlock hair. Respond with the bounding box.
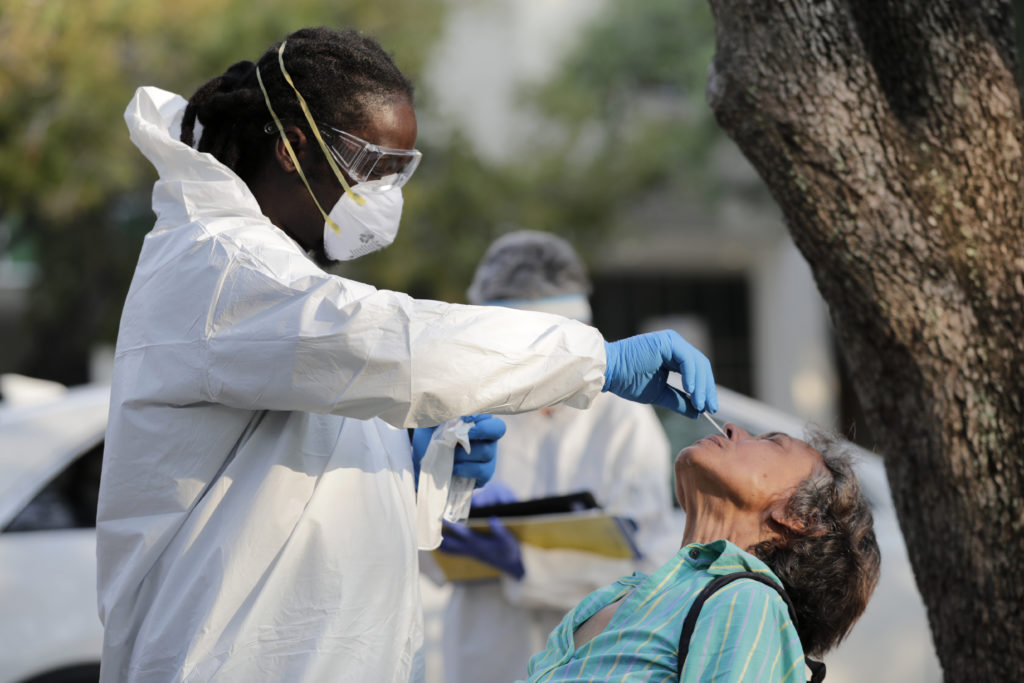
[180,26,414,182]
[751,429,881,657]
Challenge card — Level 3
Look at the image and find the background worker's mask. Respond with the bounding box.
[257,41,407,262]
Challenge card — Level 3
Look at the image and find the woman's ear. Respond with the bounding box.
[273,125,307,173]
[765,499,827,540]
[765,500,817,539]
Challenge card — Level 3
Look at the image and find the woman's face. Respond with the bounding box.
[674,423,826,515]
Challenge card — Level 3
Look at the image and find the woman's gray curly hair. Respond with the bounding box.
[752,429,881,657]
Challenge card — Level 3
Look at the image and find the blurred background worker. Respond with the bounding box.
[435,231,680,683]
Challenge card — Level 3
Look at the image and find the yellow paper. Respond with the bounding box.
[433,508,638,582]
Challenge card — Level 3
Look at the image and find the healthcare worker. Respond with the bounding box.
[97,26,717,683]
[433,231,682,683]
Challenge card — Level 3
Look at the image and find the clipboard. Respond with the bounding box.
[433,492,640,582]
[468,490,599,519]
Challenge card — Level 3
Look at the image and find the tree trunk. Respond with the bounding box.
[705,0,1024,679]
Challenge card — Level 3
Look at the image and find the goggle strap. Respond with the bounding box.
[275,41,364,207]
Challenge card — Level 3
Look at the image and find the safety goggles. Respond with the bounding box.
[316,124,421,189]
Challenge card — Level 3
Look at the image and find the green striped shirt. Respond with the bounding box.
[520,540,806,682]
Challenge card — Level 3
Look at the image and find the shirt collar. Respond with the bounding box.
[684,539,780,579]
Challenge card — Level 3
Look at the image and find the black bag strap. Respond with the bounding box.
[677,571,826,683]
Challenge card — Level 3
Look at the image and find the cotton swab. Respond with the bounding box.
[700,411,728,437]
[679,388,728,437]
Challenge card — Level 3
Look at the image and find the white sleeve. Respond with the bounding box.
[131,232,606,427]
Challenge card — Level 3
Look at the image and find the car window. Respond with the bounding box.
[3,441,103,532]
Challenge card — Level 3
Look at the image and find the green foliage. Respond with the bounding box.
[534,0,714,121]
[528,0,720,201]
[349,0,720,302]
[0,0,441,222]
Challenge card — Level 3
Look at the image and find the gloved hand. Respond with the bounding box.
[440,517,525,579]
[411,415,507,489]
[454,414,505,487]
[471,480,518,508]
[603,330,718,418]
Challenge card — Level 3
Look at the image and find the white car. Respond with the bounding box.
[0,380,939,683]
[0,379,107,683]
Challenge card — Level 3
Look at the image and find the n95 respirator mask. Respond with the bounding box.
[322,179,404,261]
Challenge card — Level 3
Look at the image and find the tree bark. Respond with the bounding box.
[705,0,1024,679]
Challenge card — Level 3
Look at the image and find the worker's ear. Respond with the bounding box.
[273,125,307,173]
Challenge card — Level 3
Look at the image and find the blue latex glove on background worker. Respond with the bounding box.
[412,414,507,488]
[468,480,519,508]
[440,482,524,579]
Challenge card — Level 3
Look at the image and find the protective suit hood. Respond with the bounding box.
[125,87,267,229]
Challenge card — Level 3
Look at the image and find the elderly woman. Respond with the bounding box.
[521,424,881,682]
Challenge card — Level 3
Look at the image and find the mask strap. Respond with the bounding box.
[255,43,362,237]
[274,41,363,206]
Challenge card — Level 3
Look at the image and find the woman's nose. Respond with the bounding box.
[724,423,749,440]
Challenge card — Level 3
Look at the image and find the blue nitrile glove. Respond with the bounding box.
[455,414,506,487]
[471,480,518,508]
[603,330,718,418]
[440,517,525,579]
[411,415,507,489]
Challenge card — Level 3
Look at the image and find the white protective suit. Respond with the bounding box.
[96,87,607,683]
[436,393,679,683]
